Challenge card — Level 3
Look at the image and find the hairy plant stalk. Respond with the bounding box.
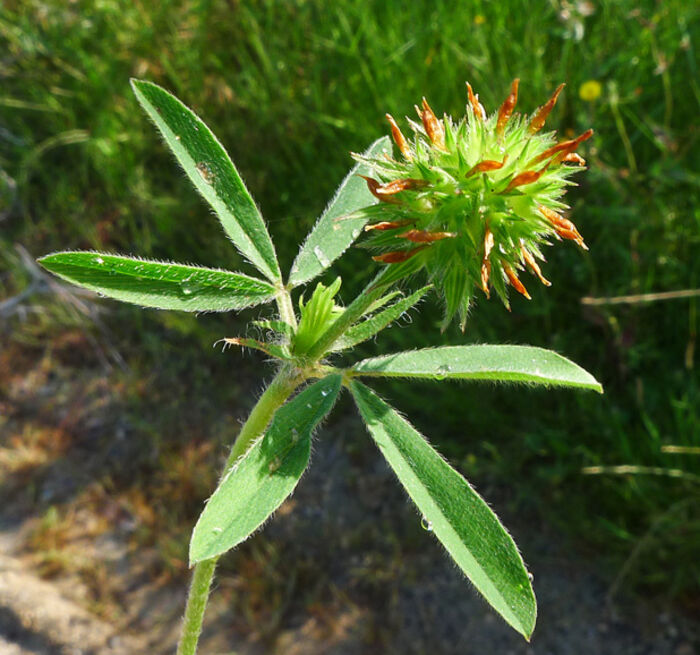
[177,363,303,655]
[276,286,298,330]
[176,559,217,655]
[224,363,304,469]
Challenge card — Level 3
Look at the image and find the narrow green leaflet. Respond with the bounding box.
[223,337,291,361]
[131,79,281,283]
[351,345,603,392]
[361,289,402,316]
[190,375,342,564]
[38,252,276,312]
[332,286,430,351]
[350,381,536,639]
[288,136,391,287]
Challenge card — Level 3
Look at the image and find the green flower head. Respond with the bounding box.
[355,79,592,329]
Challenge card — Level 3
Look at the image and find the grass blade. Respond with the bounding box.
[350,380,537,640]
[288,136,391,287]
[38,252,276,312]
[351,345,602,392]
[189,375,342,563]
[131,79,281,282]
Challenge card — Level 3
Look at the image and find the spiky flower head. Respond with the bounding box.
[355,79,592,329]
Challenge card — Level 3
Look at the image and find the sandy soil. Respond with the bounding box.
[2,426,699,655]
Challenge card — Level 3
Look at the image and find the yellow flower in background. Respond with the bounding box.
[579,80,602,102]
[474,14,486,25]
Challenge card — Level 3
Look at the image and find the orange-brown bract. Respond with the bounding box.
[529,83,565,133]
[418,97,446,150]
[466,156,507,177]
[372,247,427,264]
[497,78,520,136]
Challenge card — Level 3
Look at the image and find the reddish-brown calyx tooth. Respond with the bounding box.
[398,229,457,243]
[538,204,588,250]
[360,175,385,201]
[560,152,586,165]
[374,178,429,195]
[504,264,531,299]
[386,113,412,160]
[466,82,486,121]
[359,175,401,204]
[372,246,427,263]
[521,244,551,286]
[529,83,565,134]
[556,227,589,249]
[497,78,520,136]
[364,220,413,232]
[528,129,594,167]
[419,97,446,150]
[466,155,508,177]
[480,227,495,297]
[502,164,548,193]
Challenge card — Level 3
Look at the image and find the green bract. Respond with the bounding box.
[355,80,593,328]
[37,79,603,654]
[293,278,344,357]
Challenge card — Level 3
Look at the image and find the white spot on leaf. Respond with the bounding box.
[313,246,330,268]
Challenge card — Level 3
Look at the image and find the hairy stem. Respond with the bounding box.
[176,559,217,655]
[223,364,303,470]
[176,364,303,655]
[276,286,298,330]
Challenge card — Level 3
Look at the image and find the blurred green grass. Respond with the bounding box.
[1,0,699,600]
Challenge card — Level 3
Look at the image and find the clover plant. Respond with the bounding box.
[39,79,602,653]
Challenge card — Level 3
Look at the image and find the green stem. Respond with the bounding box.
[176,559,216,655]
[276,285,298,330]
[223,364,302,470]
[176,364,302,655]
